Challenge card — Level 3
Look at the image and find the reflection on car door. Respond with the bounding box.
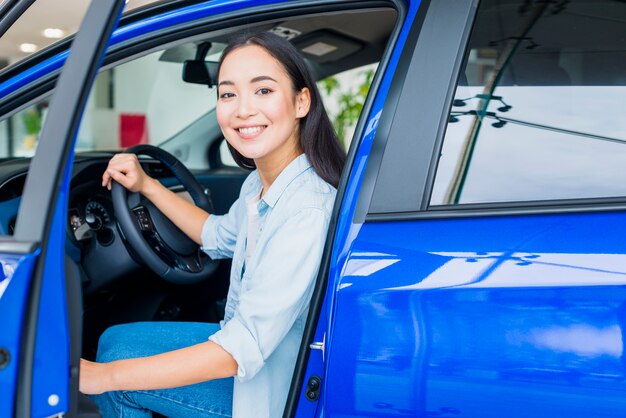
[324,0,626,417]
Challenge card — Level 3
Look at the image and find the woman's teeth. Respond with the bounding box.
[239,126,263,134]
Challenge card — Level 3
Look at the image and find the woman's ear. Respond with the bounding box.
[295,88,311,119]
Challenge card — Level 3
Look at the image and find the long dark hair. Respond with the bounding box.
[217,32,346,188]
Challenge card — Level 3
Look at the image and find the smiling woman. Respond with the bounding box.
[216,45,311,172]
[217,34,345,188]
[83,32,344,418]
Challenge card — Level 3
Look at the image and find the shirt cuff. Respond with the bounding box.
[200,214,220,258]
[209,316,264,382]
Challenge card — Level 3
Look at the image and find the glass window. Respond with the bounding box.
[0,44,380,168]
[77,48,218,154]
[0,43,221,166]
[431,0,626,206]
[319,63,377,149]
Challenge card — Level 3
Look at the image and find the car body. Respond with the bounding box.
[1,0,626,416]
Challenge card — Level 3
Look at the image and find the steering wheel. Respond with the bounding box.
[111,144,218,284]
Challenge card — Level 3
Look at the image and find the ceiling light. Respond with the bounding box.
[19,43,37,53]
[42,28,65,39]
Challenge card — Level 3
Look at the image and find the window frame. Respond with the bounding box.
[355,0,479,222]
[360,0,626,222]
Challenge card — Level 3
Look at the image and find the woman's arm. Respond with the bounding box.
[79,341,237,395]
[102,153,208,244]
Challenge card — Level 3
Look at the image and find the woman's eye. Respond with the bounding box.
[256,88,272,95]
[219,92,235,99]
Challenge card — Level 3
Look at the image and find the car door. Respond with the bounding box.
[0,0,125,416]
[322,0,626,416]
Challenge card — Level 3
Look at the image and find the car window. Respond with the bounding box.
[0,7,395,170]
[1,46,379,168]
[77,48,218,154]
[430,0,626,206]
[5,41,379,169]
[0,45,220,164]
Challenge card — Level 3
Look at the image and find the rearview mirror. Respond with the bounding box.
[182,60,218,87]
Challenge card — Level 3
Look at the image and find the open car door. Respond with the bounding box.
[0,0,125,416]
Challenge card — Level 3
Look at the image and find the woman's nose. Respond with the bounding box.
[236,94,257,118]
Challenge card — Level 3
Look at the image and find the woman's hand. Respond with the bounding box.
[101,152,209,244]
[79,358,113,395]
[102,153,154,194]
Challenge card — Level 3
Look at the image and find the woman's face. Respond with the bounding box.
[216,45,310,168]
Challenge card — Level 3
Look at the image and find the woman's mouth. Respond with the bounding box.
[237,125,266,139]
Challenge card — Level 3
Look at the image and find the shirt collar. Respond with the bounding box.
[253,153,311,209]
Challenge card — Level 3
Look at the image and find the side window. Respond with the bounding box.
[0,0,159,72]
[0,100,49,157]
[0,45,220,166]
[431,0,626,206]
[319,63,377,149]
[78,48,218,166]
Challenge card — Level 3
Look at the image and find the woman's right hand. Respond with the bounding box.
[102,153,153,194]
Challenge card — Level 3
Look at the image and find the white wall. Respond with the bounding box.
[77,51,216,150]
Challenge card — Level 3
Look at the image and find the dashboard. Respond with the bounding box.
[0,152,178,292]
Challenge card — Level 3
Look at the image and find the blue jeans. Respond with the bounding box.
[91,322,233,418]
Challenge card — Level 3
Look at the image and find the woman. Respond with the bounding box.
[79,31,345,418]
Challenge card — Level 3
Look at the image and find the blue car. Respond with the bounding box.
[2,0,626,416]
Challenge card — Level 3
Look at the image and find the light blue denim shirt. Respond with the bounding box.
[201,154,336,418]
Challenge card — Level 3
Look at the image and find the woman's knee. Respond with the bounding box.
[96,323,145,363]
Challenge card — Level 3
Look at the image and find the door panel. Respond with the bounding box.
[329,211,626,417]
[0,251,38,417]
[3,0,126,416]
[325,0,626,415]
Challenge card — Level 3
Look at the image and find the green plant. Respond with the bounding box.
[319,68,375,147]
[21,107,42,136]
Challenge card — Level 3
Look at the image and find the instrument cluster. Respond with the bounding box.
[68,196,114,245]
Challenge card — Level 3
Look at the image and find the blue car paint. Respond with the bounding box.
[31,158,75,417]
[299,0,421,415]
[326,211,626,416]
[4,0,624,416]
[0,252,39,418]
[0,0,126,414]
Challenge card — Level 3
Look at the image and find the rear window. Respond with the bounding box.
[431,0,626,206]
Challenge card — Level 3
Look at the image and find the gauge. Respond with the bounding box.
[85,200,111,226]
[68,208,83,232]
